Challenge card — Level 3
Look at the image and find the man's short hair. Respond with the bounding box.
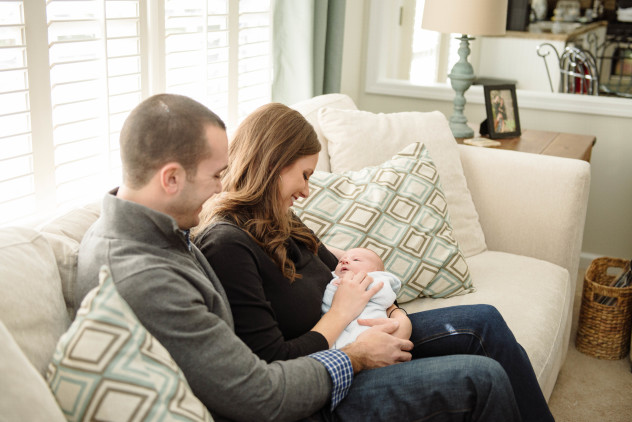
[119,94,226,188]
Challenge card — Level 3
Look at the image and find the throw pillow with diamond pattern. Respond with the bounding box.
[47,265,212,421]
[293,142,474,302]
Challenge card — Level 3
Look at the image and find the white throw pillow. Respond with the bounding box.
[317,107,487,258]
[291,93,358,172]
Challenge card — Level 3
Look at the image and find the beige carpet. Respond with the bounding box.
[547,268,632,422]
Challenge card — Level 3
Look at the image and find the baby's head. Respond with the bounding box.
[334,247,384,277]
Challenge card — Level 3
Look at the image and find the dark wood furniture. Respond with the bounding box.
[456,129,596,162]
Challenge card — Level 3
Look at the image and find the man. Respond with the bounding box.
[76,94,520,421]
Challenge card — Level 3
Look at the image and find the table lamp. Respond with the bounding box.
[422,0,508,138]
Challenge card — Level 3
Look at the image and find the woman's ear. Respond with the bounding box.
[158,162,185,195]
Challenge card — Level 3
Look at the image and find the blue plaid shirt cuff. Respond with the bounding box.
[309,349,353,410]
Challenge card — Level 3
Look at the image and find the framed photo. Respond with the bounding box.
[484,84,521,139]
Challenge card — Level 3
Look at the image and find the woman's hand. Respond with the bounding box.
[312,271,382,347]
[329,271,382,323]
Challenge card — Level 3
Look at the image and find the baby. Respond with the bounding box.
[321,247,402,349]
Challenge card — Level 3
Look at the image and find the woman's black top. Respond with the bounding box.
[195,221,339,363]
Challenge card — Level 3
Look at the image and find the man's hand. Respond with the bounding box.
[341,320,413,373]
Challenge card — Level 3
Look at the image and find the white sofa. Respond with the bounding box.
[0,94,591,419]
[292,94,591,400]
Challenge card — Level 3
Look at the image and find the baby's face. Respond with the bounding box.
[334,248,383,277]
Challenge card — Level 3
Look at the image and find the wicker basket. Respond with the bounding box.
[576,257,632,360]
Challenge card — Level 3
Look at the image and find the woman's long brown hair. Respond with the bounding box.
[195,103,322,282]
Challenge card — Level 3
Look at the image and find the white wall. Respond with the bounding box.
[341,0,632,261]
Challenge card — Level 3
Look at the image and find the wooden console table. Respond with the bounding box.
[457,130,596,162]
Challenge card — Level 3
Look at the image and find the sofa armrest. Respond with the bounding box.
[459,145,591,289]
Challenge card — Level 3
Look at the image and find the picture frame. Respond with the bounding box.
[484,84,521,139]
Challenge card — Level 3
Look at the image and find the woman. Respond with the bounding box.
[194,103,554,422]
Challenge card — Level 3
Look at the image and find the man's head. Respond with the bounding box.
[120,94,226,188]
[118,94,228,229]
[334,248,385,278]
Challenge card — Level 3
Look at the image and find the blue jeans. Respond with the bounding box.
[312,304,552,421]
[331,354,521,421]
[405,304,553,422]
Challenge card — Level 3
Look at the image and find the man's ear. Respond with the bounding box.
[158,162,185,195]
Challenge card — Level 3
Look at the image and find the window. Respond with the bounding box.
[409,0,459,85]
[163,0,271,124]
[371,0,458,85]
[0,0,272,226]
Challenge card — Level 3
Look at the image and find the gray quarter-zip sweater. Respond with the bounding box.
[75,190,332,421]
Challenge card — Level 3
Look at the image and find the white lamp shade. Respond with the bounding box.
[422,0,508,36]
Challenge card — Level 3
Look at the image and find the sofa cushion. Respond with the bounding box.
[0,320,66,422]
[39,202,101,318]
[293,142,474,301]
[291,93,358,172]
[0,226,70,376]
[48,266,212,422]
[41,233,80,319]
[401,250,571,397]
[38,201,101,243]
[317,107,487,258]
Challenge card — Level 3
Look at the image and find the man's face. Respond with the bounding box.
[175,124,228,229]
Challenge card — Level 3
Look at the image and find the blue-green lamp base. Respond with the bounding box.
[447,35,476,140]
[449,119,474,139]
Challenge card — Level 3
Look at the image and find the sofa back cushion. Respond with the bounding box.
[0,226,70,376]
[38,201,101,243]
[316,107,487,258]
[291,93,357,172]
[38,202,101,317]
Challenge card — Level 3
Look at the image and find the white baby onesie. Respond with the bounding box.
[321,271,402,349]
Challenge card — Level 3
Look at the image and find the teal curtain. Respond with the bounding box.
[272,0,346,105]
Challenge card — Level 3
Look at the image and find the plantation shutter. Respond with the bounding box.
[0,0,271,226]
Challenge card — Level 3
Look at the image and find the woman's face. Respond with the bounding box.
[278,153,318,210]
